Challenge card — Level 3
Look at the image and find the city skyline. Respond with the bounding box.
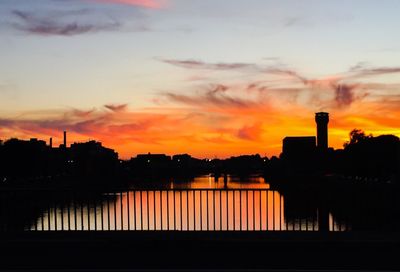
[0,0,399,159]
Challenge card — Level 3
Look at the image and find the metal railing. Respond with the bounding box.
[0,187,398,232]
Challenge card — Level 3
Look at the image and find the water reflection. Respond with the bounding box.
[30,175,348,231]
[130,175,270,190]
[33,190,284,231]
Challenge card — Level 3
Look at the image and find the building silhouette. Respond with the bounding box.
[280,112,331,175]
[68,140,118,178]
[0,131,120,185]
[282,137,316,159]
[282,112,330,159]
[315,112,329,150]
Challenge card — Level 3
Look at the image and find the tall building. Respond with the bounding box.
[315,112,329,150]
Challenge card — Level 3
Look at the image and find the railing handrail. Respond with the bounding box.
[0,187,273,192]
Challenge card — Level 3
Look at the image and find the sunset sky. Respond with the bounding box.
[0,0,399,159]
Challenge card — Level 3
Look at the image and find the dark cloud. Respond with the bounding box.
[349,63,400,78]
[331,83,359,108]
[355,67,400,77]
[11,10,120,36]
[104,104,128,112]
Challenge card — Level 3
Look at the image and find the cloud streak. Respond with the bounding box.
[349,63,400,78]
[162,84,264,109]
[12,10,120,36]
[104,104,128,112]
[90,0,166,9]
[160,59,256,71]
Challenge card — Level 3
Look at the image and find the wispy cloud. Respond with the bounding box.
[162,84,263,109]
[161,58,400,113]
[104,104,128,112]
[12,10,120,36]
[350,66,400,78]
[160,59,256,71]
[90,0,167,9]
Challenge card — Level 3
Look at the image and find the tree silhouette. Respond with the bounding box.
[344,129,372,148]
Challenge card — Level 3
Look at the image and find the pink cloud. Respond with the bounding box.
[91,0,166,8]
[237,123,264,141]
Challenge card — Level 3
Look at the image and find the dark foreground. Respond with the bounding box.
[1,232,400,271]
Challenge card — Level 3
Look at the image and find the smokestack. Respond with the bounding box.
[315,112,329,150]
[63,131,67,148]
[49,137,53,148]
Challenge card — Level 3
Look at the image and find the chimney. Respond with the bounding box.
[315,112,329,150]
[49,137,53,148]
[63,131,67,148]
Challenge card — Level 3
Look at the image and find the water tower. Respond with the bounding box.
[315,112,329,150]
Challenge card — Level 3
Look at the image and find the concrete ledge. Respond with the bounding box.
[1,232,400,270]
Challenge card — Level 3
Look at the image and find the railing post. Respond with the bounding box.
[147,191,150,231]
[318,192,329,232]
[154,191,156,231]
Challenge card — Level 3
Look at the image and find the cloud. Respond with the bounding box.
[331,83,359,108]
[349,62,400,77]
[161,58,400,111]
[0,105,175,145]
[90,0,166,9]
[104,104,128,112]
[257,66,400,108]
[11,10,120,36]
[237,123,263,141]
[161,59,312,86]
[354,67,400,78]
[160,59,256,71]
[163,84,262,109]
[71,108,96,118]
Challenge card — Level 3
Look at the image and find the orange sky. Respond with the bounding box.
[1,77,399,159]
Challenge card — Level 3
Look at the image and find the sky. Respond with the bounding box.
[0,0,399,159]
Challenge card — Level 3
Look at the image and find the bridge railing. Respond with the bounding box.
[0,187,398,232]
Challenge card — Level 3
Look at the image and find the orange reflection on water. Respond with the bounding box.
[168,176,270,190]
[31,189,349,231]
[113,190,284,231]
